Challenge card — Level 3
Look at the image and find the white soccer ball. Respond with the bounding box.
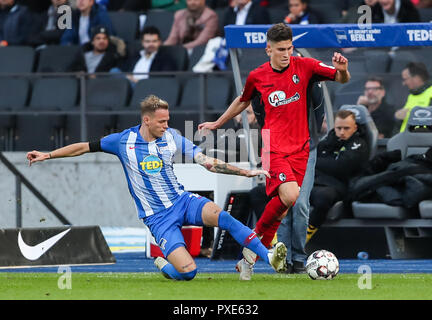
[306,249,339,280]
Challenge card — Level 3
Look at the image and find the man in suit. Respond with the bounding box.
[126,26,177,83]
[222,0,271,30]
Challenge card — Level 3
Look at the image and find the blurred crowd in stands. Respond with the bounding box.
[0,0,432,147]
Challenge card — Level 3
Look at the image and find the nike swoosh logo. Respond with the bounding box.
[129,146,136,149]
[293,32,308,42]
[18,228,71,261]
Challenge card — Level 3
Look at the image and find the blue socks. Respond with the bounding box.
[161,263,197,281]
[158,210,270,280]
[218,210,269,263]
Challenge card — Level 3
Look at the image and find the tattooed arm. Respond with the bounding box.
[193,152,270,178]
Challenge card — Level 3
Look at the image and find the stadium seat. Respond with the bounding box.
[332,77,367,110]
[179,75,231,111]
[115,77,180,131]
[206,75,232,111]
[419,201,432,218]
[29,78,79,110]
[309,3,341,23]
[238,48,269,71]
[363,50,391,74]
[0,78,30,150]
[419,7,432,22]
[0,46,35,73]
[108,11,139,43]
[159,45,189,71]
[36,45,86,73]
[188,44,206,71]
[268,7,286,23]
[179,76,201,109]
[143,10,174,42]
[86,77,131,110]
[332,92,362,110]
[14,115,66,151]
[65,77,131,143]
[352,107,432,219]
[385,74,409,108]
[168,111,206,138]
[129,77,179,108]
[388,50,419,74]
[13,78,80,151]
[0,78,30,110]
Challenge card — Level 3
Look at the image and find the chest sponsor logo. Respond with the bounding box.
[140,154,163,175]
[268,91,300,107]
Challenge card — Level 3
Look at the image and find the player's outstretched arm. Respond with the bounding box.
[198,96,250,132]
[194,152,270,178]
[27,142,90,166]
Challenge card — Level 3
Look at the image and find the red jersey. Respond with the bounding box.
[240,56,337,155]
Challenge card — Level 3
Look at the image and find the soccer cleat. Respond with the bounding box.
[268,242,288,273]
[242,246,257,265]
[235,258,254,281]
[154,256,172,279]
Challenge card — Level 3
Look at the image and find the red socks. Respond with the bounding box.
[254,195,288,248]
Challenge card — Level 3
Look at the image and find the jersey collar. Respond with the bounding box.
[269,61,290,74]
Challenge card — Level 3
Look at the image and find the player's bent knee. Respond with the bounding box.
[181,268,197,281]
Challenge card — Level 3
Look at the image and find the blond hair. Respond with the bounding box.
[140,95,169,116]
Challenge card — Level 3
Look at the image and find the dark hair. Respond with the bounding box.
[266,23,293,43]
[366,75,385,88]
[335,109,356,122]
[141,26,161,40]
[405,62,430,82]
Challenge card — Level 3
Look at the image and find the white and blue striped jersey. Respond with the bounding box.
[100,125,202,218]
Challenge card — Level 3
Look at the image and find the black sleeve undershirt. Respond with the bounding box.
[88,140,102,153]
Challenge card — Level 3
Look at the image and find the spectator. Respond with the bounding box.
[60,0,114,46]
[306,110,369,242]
[222,0,271,30]
[356,76,395,138]
[164,0,218,50]
[341,0,379,23]
[283,0,323,24]
[82,25,120,73]
[372,0,420,23]
[124,26,177,83]
[395,62,432,132]
[0,0,37,46]
[151,0,186,11]
[30,0,70,46]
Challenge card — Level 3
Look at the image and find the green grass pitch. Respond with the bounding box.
[1,272,432,300]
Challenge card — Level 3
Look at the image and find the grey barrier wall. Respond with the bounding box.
[0,152,141,228]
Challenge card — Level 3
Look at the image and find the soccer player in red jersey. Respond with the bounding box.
[198,23,350,279]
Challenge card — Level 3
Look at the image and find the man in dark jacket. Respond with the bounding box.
[372,0,420,23]
[0,0,36,46]
[306,109,369,242]
[60,0,114,46]
[125,26,178,82]
[83,25,120,73]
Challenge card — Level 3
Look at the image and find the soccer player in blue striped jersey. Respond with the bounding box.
[27,95,287,281]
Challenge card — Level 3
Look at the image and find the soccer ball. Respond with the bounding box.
[306,249,339,280]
